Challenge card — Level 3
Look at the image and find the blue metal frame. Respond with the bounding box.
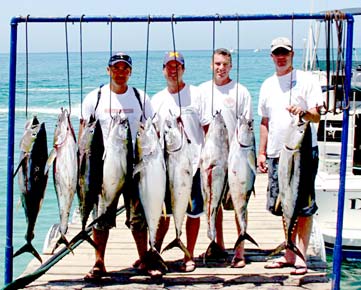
[5,13,354,290]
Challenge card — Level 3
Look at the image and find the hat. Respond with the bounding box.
[108,52,132,68]
[163,51,185,66]
[271,37,293,52]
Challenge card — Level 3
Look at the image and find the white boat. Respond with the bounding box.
[303,9,361,260]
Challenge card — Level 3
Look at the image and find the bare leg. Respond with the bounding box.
[154,216,170,252]
[185,216,200,262]
[232,213,246,268]
[215,207,224,250]
[294,216,312,268]
[90,228,109,273]
[132,227,148,263]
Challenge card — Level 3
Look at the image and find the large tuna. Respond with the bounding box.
[98,113,132,225]
[273,116,310,261]
[228,117,258,250]
[200,111,229,261]
[76,116,104,248]
[133,117,167,273]
[14,116,48,263]
[161,114,193,259]
[45,108,78,253]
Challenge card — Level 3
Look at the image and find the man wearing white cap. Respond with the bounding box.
[257,37,324,275]
[81,51,154,280]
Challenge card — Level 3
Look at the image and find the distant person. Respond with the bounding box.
[199,48,253,268]
[151,51,208,272]
[81,52,154,280]
[258,37,323,275]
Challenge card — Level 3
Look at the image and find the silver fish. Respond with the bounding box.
[200,111,229,260]
[98,113,132,224]
[76,116,104,247]
[274,116,310,261]
[45,108,78,253]
[161,114,193,259]
[14,116,48,263]
[228,117,258,250]
[133,117,167,272]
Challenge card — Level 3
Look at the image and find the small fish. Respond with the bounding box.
[45,108,78,253]
[273,116,310,261]
[133,117,168,273]
[14,116,48,263]
[200,111,229,262]
[161,114,193,259]
[228,117,259,250]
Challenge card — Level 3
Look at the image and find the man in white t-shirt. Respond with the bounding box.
[258,37,323,275]
[151,51,208,272]
[199,48,253,268]
[81,52,154,280]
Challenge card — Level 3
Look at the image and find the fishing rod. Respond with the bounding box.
[2,206,126,290]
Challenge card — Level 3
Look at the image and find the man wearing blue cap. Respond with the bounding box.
[81,51,154,280]
[151,51,208,272]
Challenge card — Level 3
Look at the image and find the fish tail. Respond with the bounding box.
[287,241,306,262]
[234,232,259,250]
[144,248,168,273]
[270,241,286,257]
[13,242,42,264]
[204,240,227,264]
[52,233,74,255]
[162,238,191,259]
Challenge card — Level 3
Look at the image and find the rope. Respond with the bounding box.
[211,18,216,117]
[235,14,240,119]
[79,15,85,120]
[108,15,113,119]
[25,15,30,119]
[170,14,182,117]
[64,15,72,115]
[289,13,294,109]
[142,15,151,121]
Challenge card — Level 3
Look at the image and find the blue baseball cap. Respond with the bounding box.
[108,52,132,68]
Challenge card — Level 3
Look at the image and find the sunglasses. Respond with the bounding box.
[272,48,292,56]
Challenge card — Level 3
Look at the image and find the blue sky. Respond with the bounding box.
[0,0,360,53]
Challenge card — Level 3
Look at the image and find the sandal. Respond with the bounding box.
[264,259,293,269]
[84,265,106,281]
[180,260,196,272]
[290,265,308,275]
[231,257,246,268]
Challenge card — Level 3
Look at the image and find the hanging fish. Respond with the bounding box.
[14,116,48,263]
[44,108,78,253]
[228,116,258,250]
[200,111,229,262]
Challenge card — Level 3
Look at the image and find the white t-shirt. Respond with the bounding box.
[151,84,208,173]
[81,84,153,148]
[199,79,253,143]
[258,69,324,158]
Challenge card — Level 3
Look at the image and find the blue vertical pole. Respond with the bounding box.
[331,15,354,290]
[5,17,18,285]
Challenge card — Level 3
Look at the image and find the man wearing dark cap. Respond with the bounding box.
[81,51,154,280]
[151,51,208,272]
[258,37,324,275]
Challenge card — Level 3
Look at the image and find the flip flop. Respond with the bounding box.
[264,260,294,269]
[180,260,196,272]
[84,266,106,281]
[290,266,308,275]
[231,257,246,268]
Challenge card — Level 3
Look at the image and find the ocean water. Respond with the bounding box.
[0,49,359,289]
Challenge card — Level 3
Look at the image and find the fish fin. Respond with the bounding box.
[162,203,167,218]
[13,155,27,178]
[188,196,193,212]
[44,148,57,175]
[144,248,168,273]
[288,154,296,186]
[162,238,191,259]
[270,241,286,257]
[234,232,259,250]
[247,152,257,176]
[13,242,42,264]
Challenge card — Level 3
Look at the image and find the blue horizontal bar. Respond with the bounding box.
[11,12,353,25]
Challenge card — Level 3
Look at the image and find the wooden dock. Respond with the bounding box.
[17,173,330,289]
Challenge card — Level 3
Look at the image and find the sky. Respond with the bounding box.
[0,0,360,54]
